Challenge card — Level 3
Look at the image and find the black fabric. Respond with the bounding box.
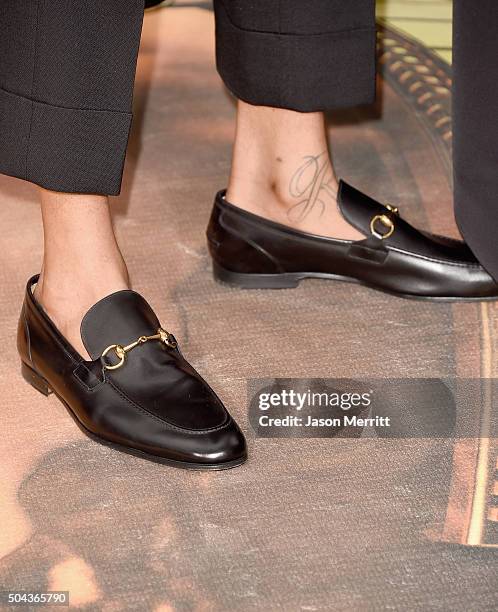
[0,0,376,195]
[0,0,144,195]
[214,0,377,112]
[452,1,498,281]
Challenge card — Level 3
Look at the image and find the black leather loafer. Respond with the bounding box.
[207,180,498,301]
[18,276,247,469]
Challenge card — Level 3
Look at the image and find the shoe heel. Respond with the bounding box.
[212,262,301,289]
[21,362,52,396]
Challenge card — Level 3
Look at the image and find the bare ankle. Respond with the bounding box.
[228,151,337,212]
[227,154,362,240]
[227,101,364,241]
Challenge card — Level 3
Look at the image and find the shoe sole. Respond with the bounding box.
[21,362,247,471]
[212,261,498,303]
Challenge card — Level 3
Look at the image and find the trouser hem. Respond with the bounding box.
[0,86,132,195]
[214,1,377,112]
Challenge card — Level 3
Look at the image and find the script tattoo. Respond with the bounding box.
[287,151,336,222]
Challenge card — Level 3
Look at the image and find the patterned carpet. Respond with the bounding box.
[0,5,496,611]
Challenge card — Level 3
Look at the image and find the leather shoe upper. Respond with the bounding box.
[207,180,498,300]
[18,276,247,467]
[80,290,227,430]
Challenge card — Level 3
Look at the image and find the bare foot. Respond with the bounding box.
[34,271,129,359]
[36,188,130,359]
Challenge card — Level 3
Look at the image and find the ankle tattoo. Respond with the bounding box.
[287,151,336,222]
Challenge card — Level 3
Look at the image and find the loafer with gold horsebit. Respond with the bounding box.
[207,180,498,301]
[18,276,247,469]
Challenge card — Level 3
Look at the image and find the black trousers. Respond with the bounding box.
[0,0,376,195]
[452,2,498,281]
[0,1,496,277]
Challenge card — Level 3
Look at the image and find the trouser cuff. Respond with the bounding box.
[214,1,377,112]
[0,87,132,195]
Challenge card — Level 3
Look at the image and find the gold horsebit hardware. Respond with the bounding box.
[101,327,177,371]
[370,203,399,240]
